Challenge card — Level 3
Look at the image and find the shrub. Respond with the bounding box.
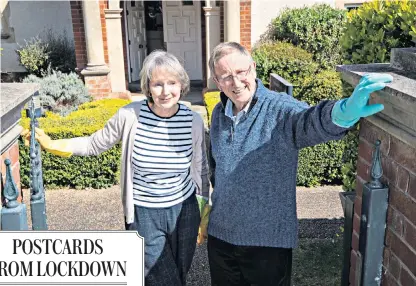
[45,30,76,73]
[19,99,131,189]
[23,69,91,116]
[296,70,343,105]
[341,0,416,64]
[252,42,318,88]
[341,127,359,192]
[204,91,221,125]
[297,140,345,187]
[272,4,347,68]
[16,36,49,76]
[295,70,348,186]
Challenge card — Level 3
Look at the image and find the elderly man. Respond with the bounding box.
[198,42,392,286]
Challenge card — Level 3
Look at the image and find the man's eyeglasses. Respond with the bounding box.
[217,65,252,85]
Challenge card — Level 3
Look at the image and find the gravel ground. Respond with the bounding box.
[296,185,344,240]
[21,185,345,285]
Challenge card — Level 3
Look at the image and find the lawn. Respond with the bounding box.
[292,238,343,286]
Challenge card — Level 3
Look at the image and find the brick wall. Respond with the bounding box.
[240,0,251,51]
[70,1,87,71]
[84,75,111,99]
[350,119,416,285]
[70,1,109,65]
[218,1,250,49]
[99,0,109,65]
[0,141,22,202]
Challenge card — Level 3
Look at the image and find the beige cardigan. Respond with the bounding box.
[69,101,209,224]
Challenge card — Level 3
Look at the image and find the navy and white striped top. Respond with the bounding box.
[132,100,196,208]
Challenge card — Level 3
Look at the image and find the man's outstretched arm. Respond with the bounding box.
[286,73,393,149]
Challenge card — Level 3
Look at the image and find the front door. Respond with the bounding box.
[126,1,147,82]
[162,1,202,80]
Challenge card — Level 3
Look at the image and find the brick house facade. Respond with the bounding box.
[69,0,251,99]
[240,0,251,52]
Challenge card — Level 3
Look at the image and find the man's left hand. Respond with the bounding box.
[331,73,393,128]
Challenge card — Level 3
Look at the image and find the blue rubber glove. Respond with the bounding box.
[332,73,393,128]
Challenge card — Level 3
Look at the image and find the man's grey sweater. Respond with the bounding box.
[208,80,348,248]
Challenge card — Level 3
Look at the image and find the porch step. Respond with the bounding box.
[128,81,141,92]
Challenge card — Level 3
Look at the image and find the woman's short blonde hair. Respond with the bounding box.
[140,50,190,102]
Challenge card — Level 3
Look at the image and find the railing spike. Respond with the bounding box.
[370,140,384,188]
[3,159,20,208]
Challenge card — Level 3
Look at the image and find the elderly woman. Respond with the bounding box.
[25,50,210,285]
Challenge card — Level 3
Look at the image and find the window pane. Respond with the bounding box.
[182,1,193,6]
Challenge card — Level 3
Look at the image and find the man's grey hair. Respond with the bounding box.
[140,50,190,101]
[208,42,253,78]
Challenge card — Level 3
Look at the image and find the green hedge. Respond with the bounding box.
[252,42,318,88]
[19,99,130,189]
[295,70,347,186]
[297,140,345,187]
[272,4,346,68]
[341,0,416,64]
[338,0,416,191]
[296,70,343,105]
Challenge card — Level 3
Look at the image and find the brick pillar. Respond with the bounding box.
[352,120,416,286]
[240,0,251,51]
[337,48,416,286]
[83,75,111,99]
[339,48,416,286]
